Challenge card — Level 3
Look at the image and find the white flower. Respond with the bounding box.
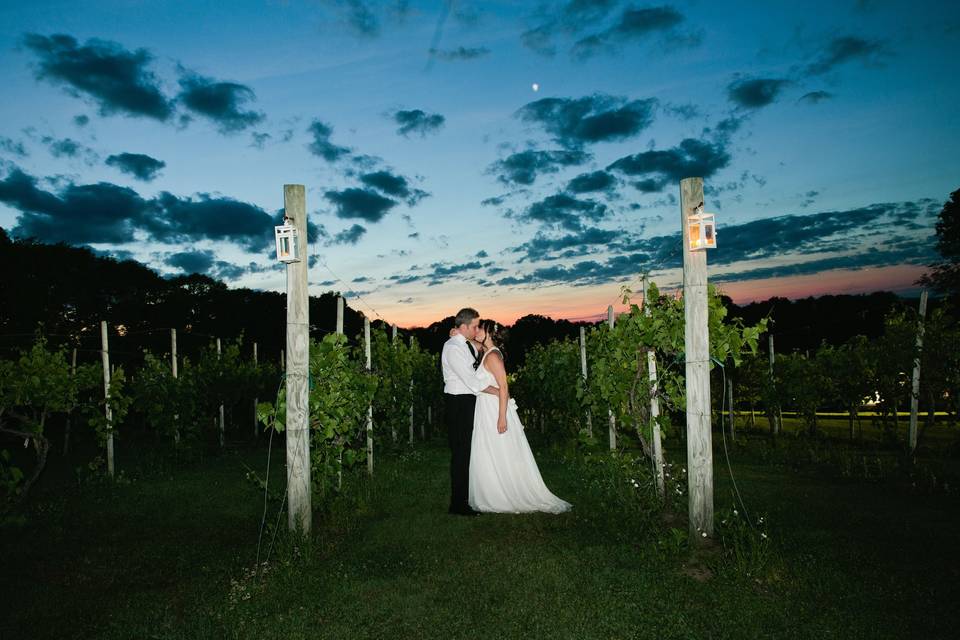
[701,532,707,538]
[733,509,738,516]
[761,532,768,539]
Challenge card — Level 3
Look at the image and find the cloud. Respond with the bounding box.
[0,137,28,158]
[517,94,657,148]
[38,135,98,164]
[804,36,889,76]
[324,187,398,222]
[488,148,590,186]
[331,223,367,245]
[607,138,731,192]
[512,226,618,261]
[727,77,790,109]
[0,164,305,253]
[566,170,617,194]
[798,90,834,104]
[105,152,166,181]
[428,46,491,61]
[324,0,380,37]
[512,193,608,231]
[73,114,89,127]
[22,33,173,121]
[392,109,446,137]
[359,170,428,205]
[475,250,488,258]
[306,119,351,162]
[176,71,265,133]
[397,297,414,304]
[571,5,692,59]
[165,249,214,275]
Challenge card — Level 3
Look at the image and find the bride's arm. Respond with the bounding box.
[485,351,510,434]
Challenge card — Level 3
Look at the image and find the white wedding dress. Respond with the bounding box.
[468,349,572,514]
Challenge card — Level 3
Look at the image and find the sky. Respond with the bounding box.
[1,0,958,327]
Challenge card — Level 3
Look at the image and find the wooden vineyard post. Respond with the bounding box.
[336,305,344,489]
[909,290,928,453]
[579,326,592,438]
[607,305,617,451]
[409,336,415,445]
[364,316,374,475]
[64,347,77,455]
[727,376,736,441]
[391,324,398,443]
[642,276,665,499]
[284,184,311,534]
[336,295,344,335]
[680,177,713,539]
[252,342,258,439]
[768,334,780,436]
[172,329,180,445]
[100,321,115,477]
[217,338,224,447]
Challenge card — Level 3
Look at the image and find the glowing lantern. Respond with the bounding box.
[274,218,300,263]
[688,204,716,251]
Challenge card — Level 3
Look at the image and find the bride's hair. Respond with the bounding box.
[479,319,505,361]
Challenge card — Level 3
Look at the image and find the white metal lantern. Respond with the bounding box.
[274,219,300,263]
[688,204,717,251]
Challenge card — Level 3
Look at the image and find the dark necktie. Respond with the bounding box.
[467,341,476,358]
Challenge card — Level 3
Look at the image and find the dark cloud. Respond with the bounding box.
[488,148,590,186]
[397,297,414,304]
[517,94,657,148]
[513,226,617,261]
[105,152,166,181]
[727,77,790,109]
[176,71,265,133]
[306,119,351,162]
[0,166,148,244]
[326,0,380,37]
[664,102,700,120]
[73,114,89,127]
[165,249,214,275]
[393,109,445,137]
[475,250,488,258]
[22,33,173,121]
[521,23,557,57]
[39,136,98,164]
[331,224,367,245]
[566,170,617,194]
[572,6,690,59]
[804,36,889,76]
[324,187,398,222]
[512,193,608,231]
[607,138,731,192]
[250,132,271,148]
[798,90,834,104]
[359,170,428,205]
[0,137,28,158]
[352,275,371,283]
[0,164,303,253]
[428,46,491,61]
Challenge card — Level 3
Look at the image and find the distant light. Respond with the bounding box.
[531,83,540,92]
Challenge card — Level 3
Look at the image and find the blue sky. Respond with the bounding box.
[1,0,958,325]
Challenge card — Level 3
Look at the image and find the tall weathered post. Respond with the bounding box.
[409,336,416,444]
[579,326,592,437]
[252,342,258,438]
[364,316,373,475]
[607,305,617,451]
[172,329,180,445]
[284,184,311,533]
[680,177,713,539]
[768,334,780,436]
[100,321,115,477]
[909,290,928,453]
[336,295,344,335]
[642,276,665,498]
[217,338,224,447]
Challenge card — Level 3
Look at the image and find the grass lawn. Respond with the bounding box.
[2,432,959,639]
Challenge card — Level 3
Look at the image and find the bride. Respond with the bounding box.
[467,320,572,514]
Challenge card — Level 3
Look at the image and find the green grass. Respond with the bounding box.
[2,432,959,639]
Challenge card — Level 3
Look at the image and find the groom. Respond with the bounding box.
[441,308,498,516]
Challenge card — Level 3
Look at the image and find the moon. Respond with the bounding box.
[532,83,540,92]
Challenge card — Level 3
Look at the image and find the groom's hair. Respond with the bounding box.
[454,307,479,328]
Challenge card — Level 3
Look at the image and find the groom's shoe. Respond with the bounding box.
[448,505,482,516]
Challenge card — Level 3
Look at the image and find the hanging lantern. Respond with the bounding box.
[274,218,300,263]
[688,204,716,251]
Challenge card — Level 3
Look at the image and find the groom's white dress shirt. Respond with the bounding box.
[441,333,484,396]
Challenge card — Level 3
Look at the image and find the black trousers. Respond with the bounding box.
[445,392,477,511]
